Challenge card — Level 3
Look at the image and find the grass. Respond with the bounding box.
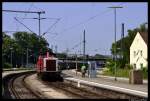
[103,68,129,78]
[102,68,147,80]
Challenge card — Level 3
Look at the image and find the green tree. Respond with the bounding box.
[2,32,15,65]
[2,31,50,68]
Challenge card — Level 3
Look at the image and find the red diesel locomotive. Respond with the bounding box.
[36,51,63,81]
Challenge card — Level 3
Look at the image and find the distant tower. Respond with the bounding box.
[121,23,124,39]
[55,45,57,53]
[66,48,69,54]
[83,29,86,65]
[121,23,124,59]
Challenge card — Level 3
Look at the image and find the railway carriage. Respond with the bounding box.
[36,52,63,81]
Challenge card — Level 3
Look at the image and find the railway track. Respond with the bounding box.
[3,71,44,99]
[3,71,130,99]
[41,80,109,99]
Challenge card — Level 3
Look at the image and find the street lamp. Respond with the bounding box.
[108,6,123,81]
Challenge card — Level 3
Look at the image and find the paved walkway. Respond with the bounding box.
[62,69,148,93]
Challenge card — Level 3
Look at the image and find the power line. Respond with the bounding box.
[24,3,34,18]
[16,16,55,20]
[13,12,20,32]
[3,9,45,14]
[3,30,23,33]
[3,9,45,35]
[50,8,111,41]
[53,3,124,39]
[13,3,34,33]
[42,18,61,36]
[14,17,35,33]
[62,41,82,53]
[14,16,60,37]
[32,4,45,12]
[71,42,82,50]
[59,9,111,34]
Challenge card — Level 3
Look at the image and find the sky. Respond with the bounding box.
[2,2,148,56]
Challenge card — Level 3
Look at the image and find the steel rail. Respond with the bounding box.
[3,71,42,99]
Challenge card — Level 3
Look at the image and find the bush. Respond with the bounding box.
[3,63,12,68]
[125,64,133,69]
[102,67,110,73]
[117,59,126,69]
[141,67,148,79]
[105,59,115,73]
[142,67,147,72]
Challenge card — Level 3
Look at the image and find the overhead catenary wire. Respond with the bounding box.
[52,3,124,40]
[62,41,82,53]
[54,8,112,39]
[42,18,61,36]
[14,13,20,32]
[16,17,59,20]
[3,10,45,35]
[48,10,112,41]
[23,3,34,18]
[3,31,23,33]
[14,16,60,37]
[3,31,22,34]
[71,42,82,50]
[2,10,45,14]
[14,17,61,39]
[14,17,35,34]
[15,3,34,33]
[32,4,45,12]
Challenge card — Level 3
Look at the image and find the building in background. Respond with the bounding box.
[130,32,148,70]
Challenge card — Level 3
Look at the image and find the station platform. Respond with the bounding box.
[62,69,148,98]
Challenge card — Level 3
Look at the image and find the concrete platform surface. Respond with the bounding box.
[62,70,148,97]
